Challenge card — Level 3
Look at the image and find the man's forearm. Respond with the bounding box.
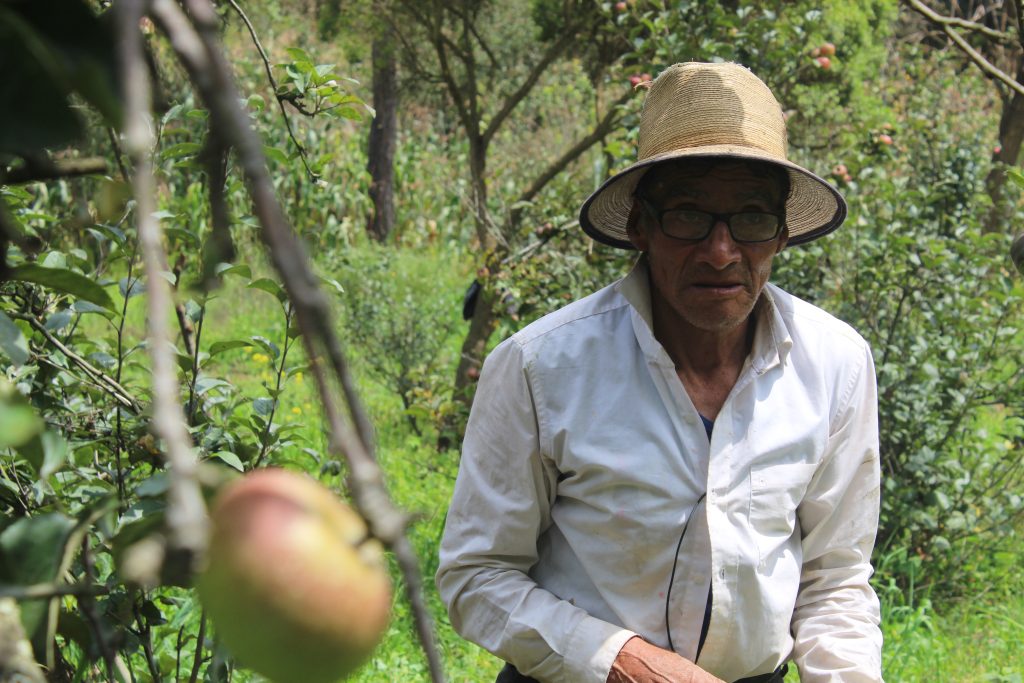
[607,637,725,683]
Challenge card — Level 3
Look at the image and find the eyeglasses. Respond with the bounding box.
[637,196,783,243]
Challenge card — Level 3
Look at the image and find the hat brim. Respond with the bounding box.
[579,146,847,250]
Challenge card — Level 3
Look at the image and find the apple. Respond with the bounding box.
[815,56,831,70]
[467,366,481,381]
[640,73,652,82]
[198,469,391,683]
[994,145,1003,155]
[877,133,893,146]
[832,163,848,177]
[820,42,836,57]
[615,1,627,11]
[629,74,642,86]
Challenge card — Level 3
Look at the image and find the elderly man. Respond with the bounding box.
[436,62,883,683]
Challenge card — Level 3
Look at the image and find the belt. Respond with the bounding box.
[496,661,788,682]
[736,663,788,683]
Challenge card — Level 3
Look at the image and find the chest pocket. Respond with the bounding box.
[748,462,819,560]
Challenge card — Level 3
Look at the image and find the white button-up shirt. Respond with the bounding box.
[437,260,883,683]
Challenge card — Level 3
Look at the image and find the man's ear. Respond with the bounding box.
[775,225,789,254]
[625,200,649,251]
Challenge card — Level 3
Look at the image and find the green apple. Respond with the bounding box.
[198,468,392,683]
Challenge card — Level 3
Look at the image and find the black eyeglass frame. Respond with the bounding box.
[635,195,785,244]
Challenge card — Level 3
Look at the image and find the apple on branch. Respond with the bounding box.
[198,468,392,683]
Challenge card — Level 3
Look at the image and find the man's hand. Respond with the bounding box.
[606,636,726,683]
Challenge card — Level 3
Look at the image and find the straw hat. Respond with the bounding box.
[579,62,846,249]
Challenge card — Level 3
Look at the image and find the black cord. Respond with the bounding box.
[664,492,706,653]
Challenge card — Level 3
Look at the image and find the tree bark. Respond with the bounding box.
[366,33,398,242]
[984,59,1024,233]
[439,283,499,450]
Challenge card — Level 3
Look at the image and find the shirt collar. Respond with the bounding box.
[613,255,793,373]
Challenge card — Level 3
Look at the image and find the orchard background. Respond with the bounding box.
[2,0,1024,681]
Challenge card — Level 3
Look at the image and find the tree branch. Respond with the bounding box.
[2,157,108,184]
[517,88,633,207]
[904,0,1017,42]
[905,0,1024,97]
[482,27,580,148]
[150,1,445,679]
[118,0,209,572]
[0,583,108,600]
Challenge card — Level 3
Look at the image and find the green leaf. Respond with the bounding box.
[8,264,115,312]
[0,404,43,449]
[16,430,69,480]
[0,511,81,665]
[0,309,30,366]
[211,451,245,472]
[160,142,202,160]
[285,47,312,63]
[253,397,275,417]
[247,278,287,303]
[263,145,289,165]
[1007,167,1024,190]
[208,339,253,357]
[118,276,146,299]
[214,263,252,279]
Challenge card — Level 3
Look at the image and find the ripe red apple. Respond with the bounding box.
[994,145,1003,155]
[615,1,627,11]
[629,74,642,86]
[198,469,392,683]
[640,73,652,82]
[877,133,893,146]
[832,163,848,177]
[820,42,836,57]
[815,56,831,70]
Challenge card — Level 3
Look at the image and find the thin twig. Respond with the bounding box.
[189,608,206,683]
[151,1,445,679]
[254,303,295,468]
[10,312,141,413]
[118,0,209,571]
[107,127,131,182]
[222,0,319,181]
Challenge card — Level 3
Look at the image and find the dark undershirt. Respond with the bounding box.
[696,414,714,660]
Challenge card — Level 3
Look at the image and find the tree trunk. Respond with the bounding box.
[983,60,1024,233]
[438,283,499,450]
[366,34,398,242]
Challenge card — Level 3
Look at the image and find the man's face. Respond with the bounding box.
[627,159,789,334]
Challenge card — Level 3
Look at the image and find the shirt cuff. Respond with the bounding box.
[563,616,636,683]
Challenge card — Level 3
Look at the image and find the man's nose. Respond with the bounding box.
[698,220,742,268]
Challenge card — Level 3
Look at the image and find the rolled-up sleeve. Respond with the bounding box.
[436,339,635,683]
[792,343,884,682]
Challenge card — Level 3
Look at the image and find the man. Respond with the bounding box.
[437,62,883,683]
